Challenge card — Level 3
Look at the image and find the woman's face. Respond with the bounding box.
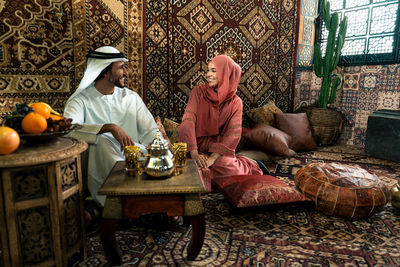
[207,61,218,89]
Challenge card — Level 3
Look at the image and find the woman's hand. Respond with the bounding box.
[100,123,134,151]
[206,153,221,167]
[190,150,209,168]
[190,151,220,168]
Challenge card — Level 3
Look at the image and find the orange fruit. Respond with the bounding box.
[29,102,51,119]
[22,112,47,134]
[49,114,63,121]
[0,126,20,155]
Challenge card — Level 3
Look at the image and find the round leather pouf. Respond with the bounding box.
[294,162,390,220]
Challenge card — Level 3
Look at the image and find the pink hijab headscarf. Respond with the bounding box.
[197,55,242,137]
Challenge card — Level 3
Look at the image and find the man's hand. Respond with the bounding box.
[99,124,134,151]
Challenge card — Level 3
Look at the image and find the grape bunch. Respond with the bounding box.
[3,104,33,133]
[45,117,73,133]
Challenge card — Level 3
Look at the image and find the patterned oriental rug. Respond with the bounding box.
[78,146,400,266]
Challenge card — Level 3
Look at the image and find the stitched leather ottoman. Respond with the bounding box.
[294,162,390,220]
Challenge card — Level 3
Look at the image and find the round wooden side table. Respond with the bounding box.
[0,137,88,267]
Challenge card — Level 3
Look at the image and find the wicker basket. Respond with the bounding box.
[297,107,344,146]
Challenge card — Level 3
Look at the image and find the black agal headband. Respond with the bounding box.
[86,50,126,60]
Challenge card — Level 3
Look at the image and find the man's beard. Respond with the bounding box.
[110,76,125,88]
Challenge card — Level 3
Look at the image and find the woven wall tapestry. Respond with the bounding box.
[144,0,300,120]
[0,0,143,118]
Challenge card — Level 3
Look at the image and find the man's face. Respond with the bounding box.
[108,61,128,88]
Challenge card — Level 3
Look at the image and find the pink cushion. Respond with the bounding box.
[213,175,311,208]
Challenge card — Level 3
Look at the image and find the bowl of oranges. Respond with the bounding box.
[2,102,80,143]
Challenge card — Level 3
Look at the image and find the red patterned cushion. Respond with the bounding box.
[213,175,311,208]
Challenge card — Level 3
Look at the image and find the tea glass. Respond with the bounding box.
[125,145,143,176]
[173,142,187,175]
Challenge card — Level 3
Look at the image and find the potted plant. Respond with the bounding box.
[314,0,347,109]
[303,0,348,146]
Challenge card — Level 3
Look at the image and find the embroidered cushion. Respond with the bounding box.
[246,101,283,127]
[213,174,311,208]
[163,118,180,144]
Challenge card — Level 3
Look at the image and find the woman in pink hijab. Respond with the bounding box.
[179,55,264,190]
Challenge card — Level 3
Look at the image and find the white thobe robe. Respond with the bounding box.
[64,85,157,205]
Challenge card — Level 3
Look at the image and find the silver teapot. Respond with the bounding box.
[143,130,174,177]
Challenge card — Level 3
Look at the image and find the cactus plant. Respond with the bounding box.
[313,0,348,108]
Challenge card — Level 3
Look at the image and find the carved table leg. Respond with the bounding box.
[186,213,205,261]
[99,219,122,265]
[182,216,190,227]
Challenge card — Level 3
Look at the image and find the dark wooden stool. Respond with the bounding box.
[98,159,206,265]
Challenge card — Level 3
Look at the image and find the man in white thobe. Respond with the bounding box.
[64,46,157,206]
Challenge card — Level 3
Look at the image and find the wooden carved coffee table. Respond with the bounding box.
[98,159,206,265]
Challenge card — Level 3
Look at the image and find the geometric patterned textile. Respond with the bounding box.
[0,0,143,118]
[294,64,400,147]
[297,0,318,69]
[78,146,400,266]
[145,0,300,120]
[294,1,400,147]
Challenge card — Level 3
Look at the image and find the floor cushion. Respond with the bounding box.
[275,112,316,152]
[294,162,390,220]
[246,101,283,127]
[243,124,293,157]
[236,149,273,162]
[163,118,180,144]
[213,174,311,208]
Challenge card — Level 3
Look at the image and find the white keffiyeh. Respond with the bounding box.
[66,46,128,104]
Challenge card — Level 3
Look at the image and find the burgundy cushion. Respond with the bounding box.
[237,127,252,151]
[213,175,311,208]
[243,124,292,157]
[275,113,317,152]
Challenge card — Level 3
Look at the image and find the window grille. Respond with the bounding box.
[316,0,400,66]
